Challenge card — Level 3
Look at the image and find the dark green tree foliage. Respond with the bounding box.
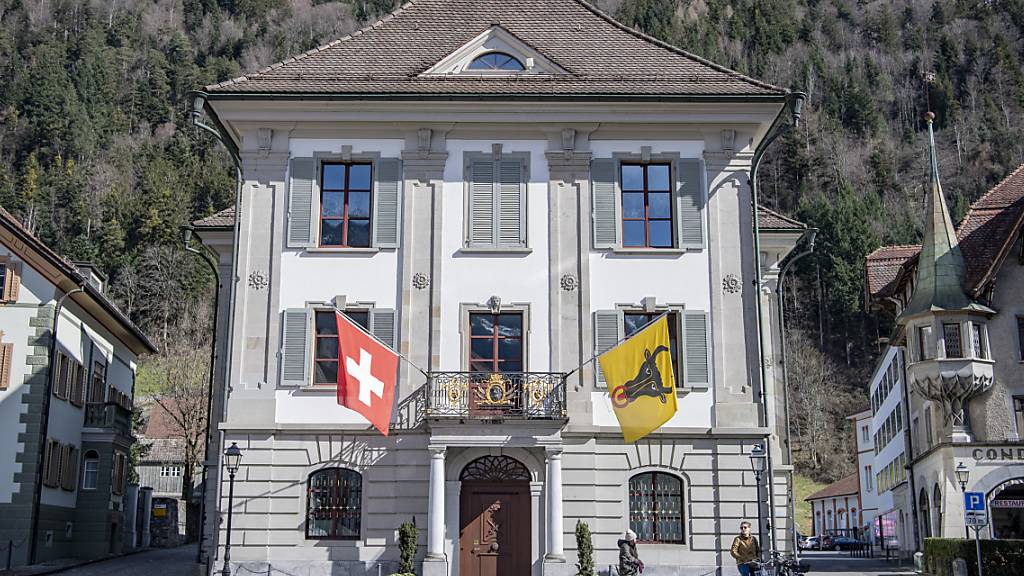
[575,520,595,576]
[397,520,418,576]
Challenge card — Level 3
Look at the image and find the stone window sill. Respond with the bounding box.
[608,247,701,255]
[457,246,533,255]
[305,247,380,254]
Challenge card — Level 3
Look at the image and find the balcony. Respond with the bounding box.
[425,372,567,421]
[84,402,132,436]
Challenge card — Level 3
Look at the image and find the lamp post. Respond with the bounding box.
[750,443,767,560]
[221,443,242,576]
[956,462,970,539]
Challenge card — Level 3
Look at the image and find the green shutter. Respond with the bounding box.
[373,158,402,248]
[591,159,619,249]
[369,308,397,349]
[469,161,495,246]
[281,308,311,387]
[287,158,317,248]
[594,310,623,387]
[676,159,705,250]
[497,160,525,246]
[683,310,710,387]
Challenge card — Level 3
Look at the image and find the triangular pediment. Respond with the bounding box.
[420,26,570,76]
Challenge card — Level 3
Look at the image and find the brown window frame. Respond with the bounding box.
[628,471,685,544]
[620,163,674,249]
[88,361,106,404]
[319,162,373,248]
[0,340,12,391]
[306,467,362,540]
[468,311,524,373]
[313,310,370,386]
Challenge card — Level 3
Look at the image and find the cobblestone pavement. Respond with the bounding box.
[53,545,199,576]
[797,550,916,576]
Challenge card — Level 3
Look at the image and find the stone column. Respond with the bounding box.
[544,448,565,563]
[426,446,447,561]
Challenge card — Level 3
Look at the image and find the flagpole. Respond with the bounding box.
[332,307,431,380]
[562,310,672,380]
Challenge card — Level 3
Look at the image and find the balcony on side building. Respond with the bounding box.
[425,372,567,421]
[84,402,132,436]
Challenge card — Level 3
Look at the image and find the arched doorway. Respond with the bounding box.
[933,484,943,537]
[459,456,531,576]
[919,488,931,538]
[991,481,1024,539]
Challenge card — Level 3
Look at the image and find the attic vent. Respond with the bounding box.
[468,52,524,71]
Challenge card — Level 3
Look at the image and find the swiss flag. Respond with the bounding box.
[335,311,399,436]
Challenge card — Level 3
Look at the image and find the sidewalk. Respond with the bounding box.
[0,548,148,576]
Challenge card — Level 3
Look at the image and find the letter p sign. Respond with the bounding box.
[965,492,984,511]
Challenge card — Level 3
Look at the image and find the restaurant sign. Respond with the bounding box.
[991,499,1024,508]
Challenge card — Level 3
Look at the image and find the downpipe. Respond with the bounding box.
[749,91,806,557]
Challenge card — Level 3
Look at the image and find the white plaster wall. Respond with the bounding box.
[439,139,551,372]
[586,140,713,428]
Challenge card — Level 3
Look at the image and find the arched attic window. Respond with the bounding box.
[468,52,525,71]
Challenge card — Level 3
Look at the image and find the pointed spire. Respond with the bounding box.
[899,112,974,319]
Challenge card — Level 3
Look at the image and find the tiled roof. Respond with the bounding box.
[866,162,1024,301]
[141,400,182,439]
[205,0,785,97]
[0,206,157,354]
[193,207,235,229]
[758,206,806,230]
[805,473,859,501]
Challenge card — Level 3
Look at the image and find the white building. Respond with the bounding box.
[0,207,156,566]
[865,118,1024,546]
[191,1,810,575]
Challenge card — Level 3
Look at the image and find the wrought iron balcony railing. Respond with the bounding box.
[425,372,567,420]
[84,402,132,436]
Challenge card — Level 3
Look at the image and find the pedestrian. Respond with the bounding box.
[729,521,761,576]
[618,529,643,576]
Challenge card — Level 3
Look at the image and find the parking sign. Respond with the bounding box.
[964,491,988,527]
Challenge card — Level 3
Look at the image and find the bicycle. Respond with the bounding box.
[751,551,811,576]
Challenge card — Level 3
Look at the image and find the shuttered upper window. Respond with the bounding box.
[467,154,527,248]
[320,163,372,248]
[624,312,679,382]
[594,308,710,389]
[0,339,12,391]
[281,306,397,387]
[0,260,21,303]
[313,310,370,385]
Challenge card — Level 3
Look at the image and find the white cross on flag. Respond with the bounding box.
[335,311,399,436]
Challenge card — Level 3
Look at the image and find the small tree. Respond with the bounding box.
[397,519,418,576]
[575,520,594,576]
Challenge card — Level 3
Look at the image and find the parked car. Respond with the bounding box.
[819,534,835,550]
[799,535,818,550]
[833,535,862,550]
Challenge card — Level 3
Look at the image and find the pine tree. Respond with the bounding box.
[575,520,594,576]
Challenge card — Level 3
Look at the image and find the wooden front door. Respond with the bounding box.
[460,482,530,576]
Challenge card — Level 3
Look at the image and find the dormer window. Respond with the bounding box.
[468,52,525,71]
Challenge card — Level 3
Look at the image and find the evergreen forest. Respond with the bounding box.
[2,0,1023,483]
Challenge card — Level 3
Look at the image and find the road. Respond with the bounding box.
[797,550,916,576]
[53,545,198,576]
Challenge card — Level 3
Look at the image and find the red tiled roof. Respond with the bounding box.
[866,162,1024,301]
[205,0,785,98]
[805,473,859,501]
[141,400,182,439]
[759,206,806,230]
[193,207,235,229]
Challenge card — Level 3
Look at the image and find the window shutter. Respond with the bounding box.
[591,159,619,249]
[281,308,311,387]
[0,342,12,391]
[63,447,79,491]
[676,159,705,249]
[3,262,20,302]
[497,160,525,246]
[287,157,317,248]
[682,310,711,388]
[469,161,495,246]
[369,308,397,349]
[593,310,623,387]
[373,158,402,248]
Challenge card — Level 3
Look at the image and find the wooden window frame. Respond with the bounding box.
[82,451,99,490]
[88,361,106,404]
[628,471,685,544]
[623,311,682,384]
[43,439,60,488]
[0,339,12,391]
[620,163,674,249]
[468,311,525,373]
[312,309,370,386]
[306,467,362,540]
[319,162,373,248]
[112,452,126,495]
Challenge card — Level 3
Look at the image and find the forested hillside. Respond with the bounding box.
[3,0,1023,482]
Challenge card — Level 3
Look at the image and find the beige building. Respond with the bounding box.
[190,1,812,575]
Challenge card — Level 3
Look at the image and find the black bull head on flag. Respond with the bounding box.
[610,346,672,409]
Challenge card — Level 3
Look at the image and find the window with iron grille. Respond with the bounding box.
[621,164,673,248]
[320,163,373,248]
[313,310,369,385]
[971,323,985,359]
[942,323,962,358]
[628,472,684,544]
[469,312,524,373]
[306,468,362,540]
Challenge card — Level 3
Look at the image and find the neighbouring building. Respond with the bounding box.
[191,1,811,575]
[136,400,191,547]
[864,115,1024,545]
[805,473,862,538]
[0,207,156,567]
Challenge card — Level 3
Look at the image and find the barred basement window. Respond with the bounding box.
[628,471,684,544]
[306,468,362,540]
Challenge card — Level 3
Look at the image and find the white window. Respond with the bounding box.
[865,466,873,492]
[861,425,869,442]
[82,450,99,490]
[160,465,183,478]
[918,325,935,361]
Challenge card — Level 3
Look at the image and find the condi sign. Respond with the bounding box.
[972,447,1024,462]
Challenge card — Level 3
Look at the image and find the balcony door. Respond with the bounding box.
[468,312,524,417]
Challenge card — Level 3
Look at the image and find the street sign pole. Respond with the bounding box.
[974,526,983,576]
[963,492,987,576]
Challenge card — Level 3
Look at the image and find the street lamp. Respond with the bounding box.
[221,443,243,576]
[749,443,767,559]
[956,462,970,539]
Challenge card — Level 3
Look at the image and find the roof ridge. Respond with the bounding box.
[571,0,787,94]
[865,244,921,260]
[757,205,806,227]
[960,162,1024,220]
[207,0,420,91]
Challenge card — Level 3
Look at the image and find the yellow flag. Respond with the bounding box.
[599,316,677,443]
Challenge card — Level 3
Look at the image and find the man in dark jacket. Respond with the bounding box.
[618,529,642,576]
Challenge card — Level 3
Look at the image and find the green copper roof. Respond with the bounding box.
[898,114,982,320]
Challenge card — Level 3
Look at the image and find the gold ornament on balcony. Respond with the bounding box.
[475,373,514,406]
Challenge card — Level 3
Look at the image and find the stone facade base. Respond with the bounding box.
[422,558,449,576]
[230,560,405,576]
